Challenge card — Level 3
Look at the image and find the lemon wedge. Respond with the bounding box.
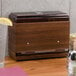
[0,17,13,26]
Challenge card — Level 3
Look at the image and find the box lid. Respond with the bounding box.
[9,11,69,23]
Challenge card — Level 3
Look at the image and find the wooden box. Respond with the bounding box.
[8,11,70,60]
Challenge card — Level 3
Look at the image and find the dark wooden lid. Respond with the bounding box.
[9,11,69,23]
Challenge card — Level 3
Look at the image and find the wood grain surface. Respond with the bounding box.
[5,57,68,76]
[8,21,69,60]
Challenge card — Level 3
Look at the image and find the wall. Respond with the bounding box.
[2,0,69,17]
[70,0,76,33]
[0,0,71,56]
[0,0,1,16]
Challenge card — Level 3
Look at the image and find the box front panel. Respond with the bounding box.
[14,21,69,52]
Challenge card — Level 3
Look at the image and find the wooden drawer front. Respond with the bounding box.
[15,37,68,51]
[14,21,69,51]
